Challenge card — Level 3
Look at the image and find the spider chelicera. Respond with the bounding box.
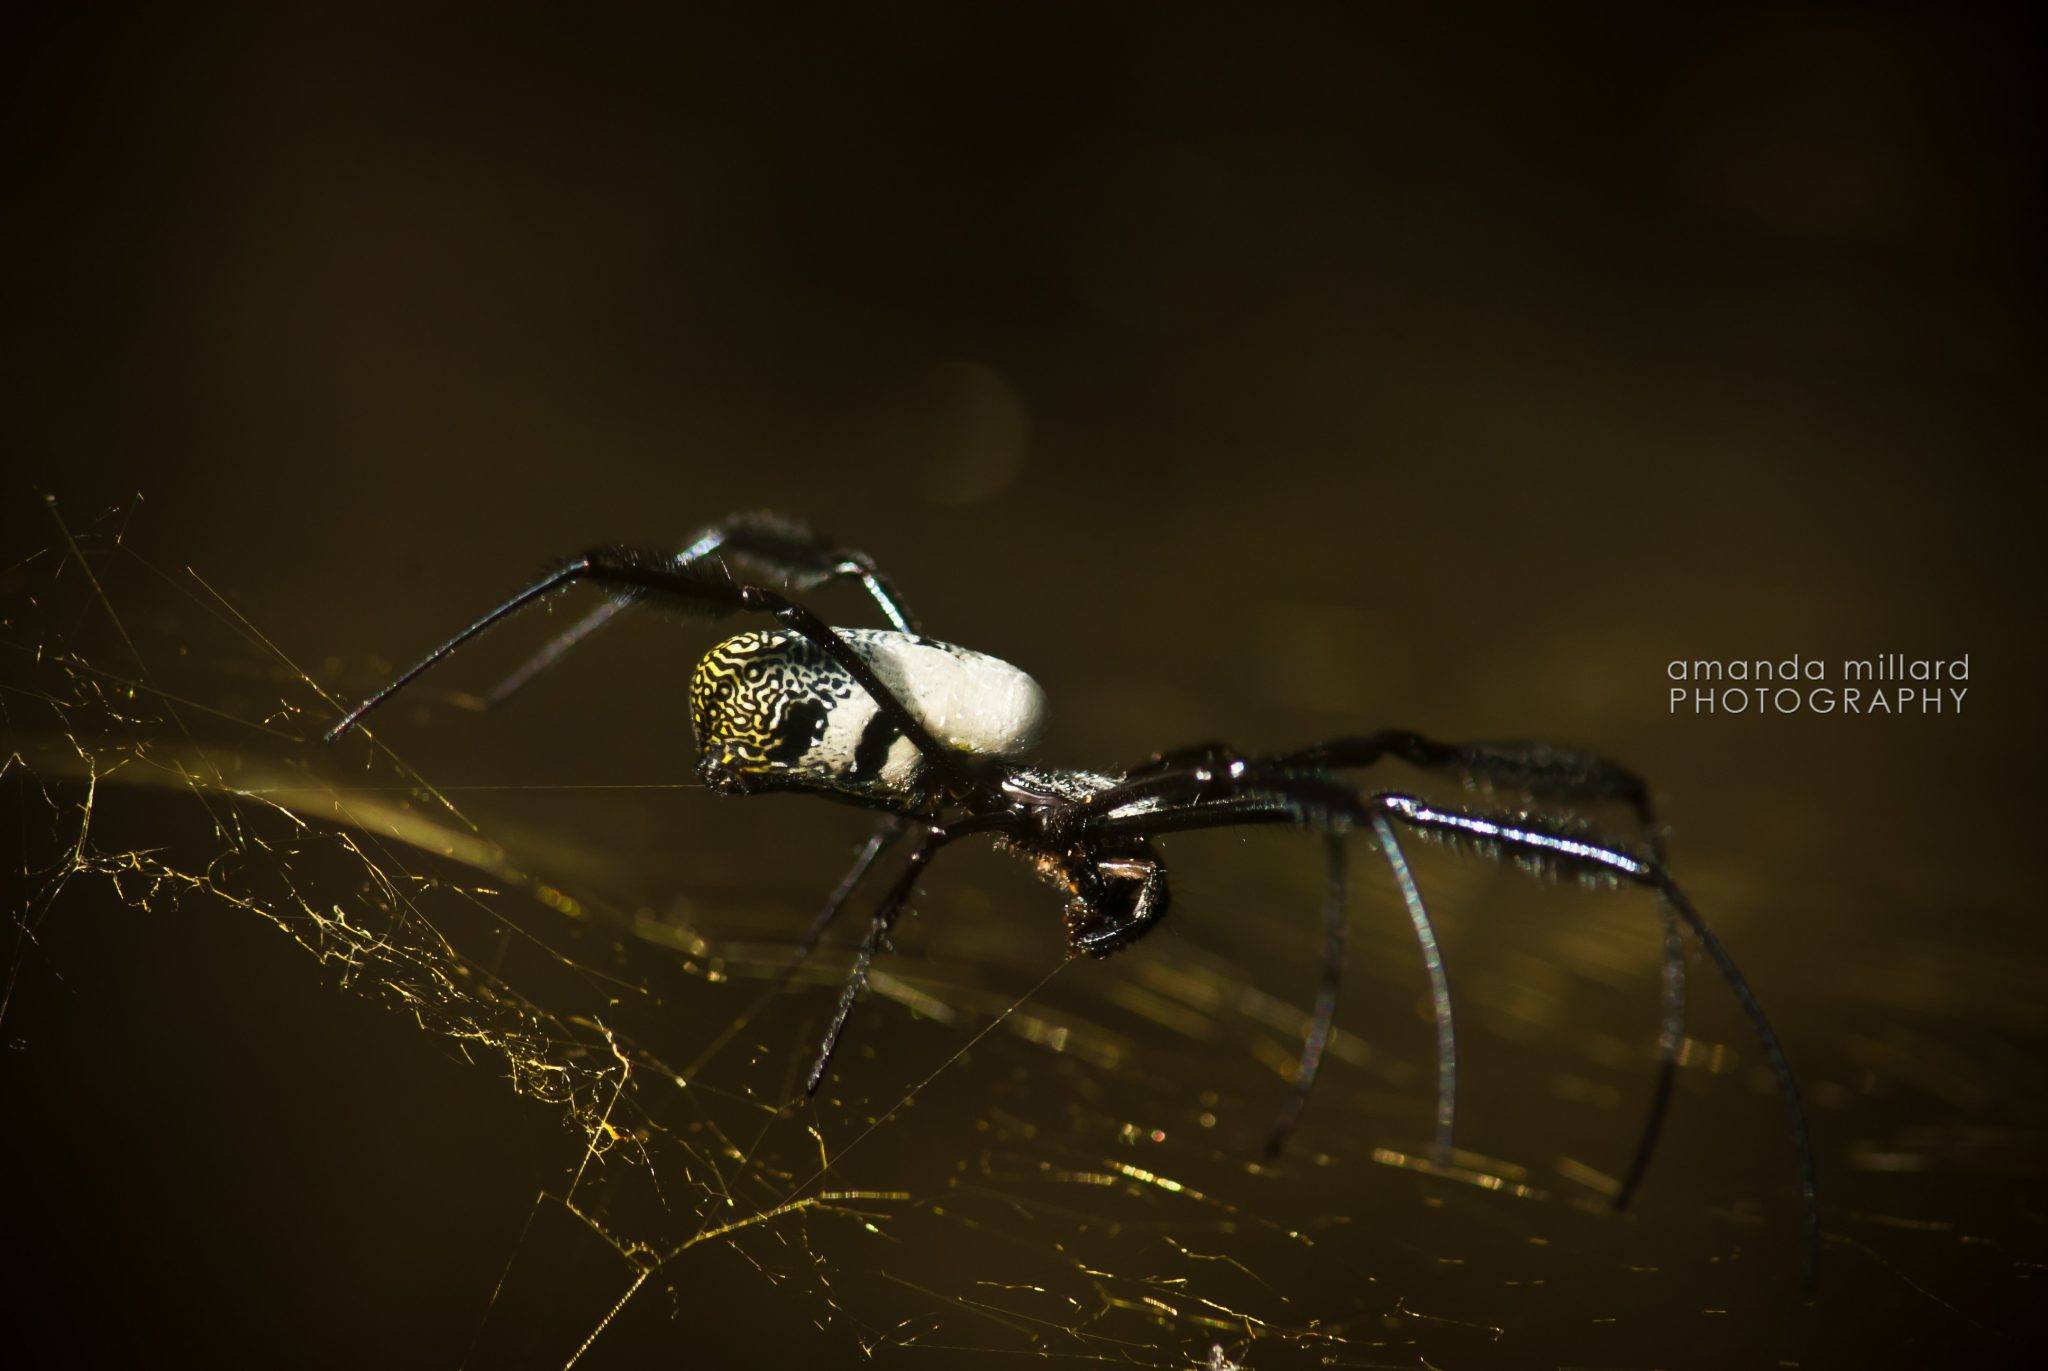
[324,511,1816,1286]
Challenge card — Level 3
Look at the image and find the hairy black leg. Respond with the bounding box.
[1352,788,1814,1289]
[1119,739,1237,785]
[1094,733,1654,828]
[682,817,906,1079]
[1081,780,1817,1289]
[806,832,938,1094]
[682,510,919,634]
[482,512,919,707]
[1101,762,1464,1165]
[792,818,910,966]
[1363,788,1691,1213]
[1097,735,1687,1203]
[1369,813,1457,1164]
[1640,866,1816,1291]
[1295,735,1687,1209]
[1616,909,1687,1211]
[322,547,977,791]
[1265,833,1348,1155]
[1275,732,1655,826]
[479,599,631,708]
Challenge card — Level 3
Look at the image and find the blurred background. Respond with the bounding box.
[2,3,2043,1367]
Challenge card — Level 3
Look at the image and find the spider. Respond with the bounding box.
[324,510,1816,1286]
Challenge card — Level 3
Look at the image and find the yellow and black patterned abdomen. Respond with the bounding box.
[690,631,859,791]
[689,628,1045,799]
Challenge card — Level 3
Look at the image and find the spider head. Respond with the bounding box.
[1062,844,1170,958]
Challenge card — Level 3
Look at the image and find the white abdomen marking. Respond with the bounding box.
[690,628,1044,797]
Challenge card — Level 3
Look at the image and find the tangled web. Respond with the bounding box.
[5,497,1852,1368]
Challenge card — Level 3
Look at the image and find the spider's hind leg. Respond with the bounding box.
[483,511,920,707]
[1289,734,1690,1213]
[682,816,906,1080]
[1276,732,1658,831]
[1359,788,1816,1288]
[1265,832,1350,1156]
[1081,783,1818,1290]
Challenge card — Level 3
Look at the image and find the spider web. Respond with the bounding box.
[4,497,2035,1367]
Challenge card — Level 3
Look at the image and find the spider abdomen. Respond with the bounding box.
[691,628,1044,796]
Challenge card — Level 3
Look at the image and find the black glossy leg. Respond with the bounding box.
[1616,908,1687,1211]
[1274,732,1656,827]
[1370,812,1456,1163]
[1262,818,1456,1165]
[1364,790,1810,1286]
[1096,731,1654,825]
[1066,853,1169,957]
[1097,734,1686,1204]
[1285,734,1690,1189]
[1290,735,1687,1210]
[1108,751,1464,1165]
[806,833,938,1094]
[1082,778,1817,1290]
[482,512,919,707]
[479,598,629,708]
[323,547,975,791]
[682,817,907,1079]
[1265,832,1348,1155]
[1119,739,1236,785]
[793,818,910,966]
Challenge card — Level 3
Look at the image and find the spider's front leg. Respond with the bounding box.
[1108,731,1657,827]
[323,547,974,794]
[1101,732,1684,1198]
[1081,780,1820,1291]
[1102,743,1460,1161]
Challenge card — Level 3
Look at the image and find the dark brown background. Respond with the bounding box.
[3,3,2043,1367]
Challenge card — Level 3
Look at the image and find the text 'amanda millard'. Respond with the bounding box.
[1666,654,1970,716]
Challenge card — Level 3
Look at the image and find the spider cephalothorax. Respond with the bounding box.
[324,509,1819,1289]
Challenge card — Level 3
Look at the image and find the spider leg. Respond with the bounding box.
[1370,813,1458,1164]
[323,547,976,790]
[1354,776,1685,1210]
[1119,739,1236,784]
[1100,767,1463,1165]
[1616,909,1687,1211]
[1265,832,1349,1156]
[478,598,629,708]
[481,512,920,707]
[1367,791,1810,1284]
[806,831,939,1094]
[681,816,908,1078]
[1252,820,1457,1163]
[1275,732,1657,829]
[1097,732,1655,829]
[1082,780,1817,1290]
[1096,734,1688,1208]
[1292,735,1687,1211]
[791,817,912,967]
